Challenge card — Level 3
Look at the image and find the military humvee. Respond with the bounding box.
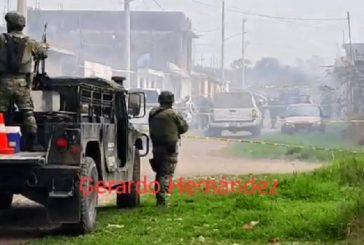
[0,75,149,234]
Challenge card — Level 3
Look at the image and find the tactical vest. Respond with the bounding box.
[149,108,180,145]
[0,33,33,74]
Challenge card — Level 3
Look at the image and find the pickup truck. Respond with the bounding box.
[205,91,263,137]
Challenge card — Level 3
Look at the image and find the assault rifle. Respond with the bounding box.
[33,23,48,89]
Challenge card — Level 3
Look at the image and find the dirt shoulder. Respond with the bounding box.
[142,138,321,178]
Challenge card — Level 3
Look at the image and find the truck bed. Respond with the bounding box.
[0,152,46,165]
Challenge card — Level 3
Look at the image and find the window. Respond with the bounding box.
[79,87,115,123]
[138,78,144,88]
[285,106,321,117]
[32,91,61,112]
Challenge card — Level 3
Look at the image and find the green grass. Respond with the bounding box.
[227,125,364,162]
[33,157,364,245]
[256,126,360,150]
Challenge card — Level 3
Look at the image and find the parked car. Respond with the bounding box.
[205,91,263,137]
[280,103,326,134]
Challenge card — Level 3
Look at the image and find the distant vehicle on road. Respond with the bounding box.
[205,91,263,137]
[280,103,326,134]
[279,90,312,106]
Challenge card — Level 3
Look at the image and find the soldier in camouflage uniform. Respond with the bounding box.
[149,91,189,206]
[0,12,48,151]
[268,97,281,129]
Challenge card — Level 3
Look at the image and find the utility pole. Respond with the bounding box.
[241,19,247,90]
[5,0,10,12]
[200,54,204,67]
[347,12,353,63]
[35,0,41,10]
[220,0,225,89]
[124,0,132,89]
[17,0,27,32]
[346,11,354,114]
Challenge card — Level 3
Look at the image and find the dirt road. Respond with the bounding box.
[142,138,320,178]
[0,138,321,245]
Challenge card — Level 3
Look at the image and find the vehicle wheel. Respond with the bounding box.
[117,151,141,208]
[62,157,98,235]
[0,193,13,210]
[251,126,261,137]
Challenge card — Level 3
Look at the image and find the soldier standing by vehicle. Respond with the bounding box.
[268,97,281,129]
[0,12,48,151]
[148,91,189,206]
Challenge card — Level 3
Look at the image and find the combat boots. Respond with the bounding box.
[156,199,166,207]
[22,133,45,152]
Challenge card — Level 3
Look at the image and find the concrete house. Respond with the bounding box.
[27,9,197,100]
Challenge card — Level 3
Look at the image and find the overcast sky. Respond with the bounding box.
[4,0,363,66]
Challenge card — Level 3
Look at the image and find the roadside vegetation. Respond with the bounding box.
[227,124,364,162]
[34,156,364,245]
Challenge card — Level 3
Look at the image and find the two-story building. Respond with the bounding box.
[27,9,197,100]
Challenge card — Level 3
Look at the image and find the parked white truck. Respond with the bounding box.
[205,91,263,137]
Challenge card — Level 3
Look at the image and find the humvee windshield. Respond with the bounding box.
[32,91,61,112]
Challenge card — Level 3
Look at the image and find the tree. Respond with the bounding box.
[230,58,251,69]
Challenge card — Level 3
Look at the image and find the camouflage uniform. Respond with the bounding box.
[0,12,47,150]
[268,98,281,129]
[149,91,189,206]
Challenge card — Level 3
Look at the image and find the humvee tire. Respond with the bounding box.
[63,157,98,234]
[0,193,13,210]
[116,151,141,208]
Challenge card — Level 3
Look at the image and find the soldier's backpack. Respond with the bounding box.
[3,34,28,73]
[148,107,170,121]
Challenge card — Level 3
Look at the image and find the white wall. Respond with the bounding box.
[136,71,164,90]
[180,79,192,99]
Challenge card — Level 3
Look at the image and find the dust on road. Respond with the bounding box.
[0,138,321,245]
[142,138,321,178]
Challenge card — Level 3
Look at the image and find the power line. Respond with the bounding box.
[151,0,164,10]
[231,10,346,22]
[225,32,242,41]
[191,0,218,9]
[190,0,346,22]
[194,28,220,33]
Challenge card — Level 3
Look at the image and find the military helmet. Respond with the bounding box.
[5,12,26,28]
[158,91,174,104]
